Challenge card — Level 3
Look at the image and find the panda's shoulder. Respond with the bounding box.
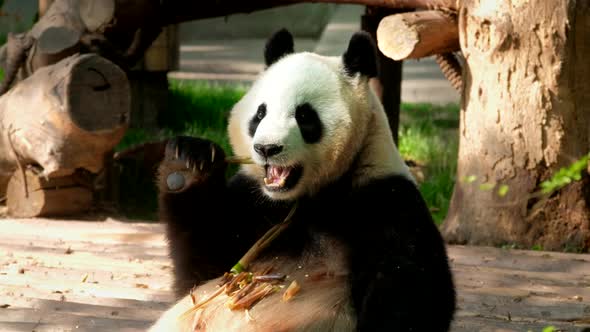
[355,174,422,199]
[351,174,431,216]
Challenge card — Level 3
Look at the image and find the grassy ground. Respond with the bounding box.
[117,80,459,224]
[398,103,459,224]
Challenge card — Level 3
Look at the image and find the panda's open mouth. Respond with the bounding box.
[263,164,303,191]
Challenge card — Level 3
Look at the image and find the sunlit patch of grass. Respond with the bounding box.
[398,103,460,225]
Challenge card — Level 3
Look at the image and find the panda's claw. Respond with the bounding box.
[160,136,227,192]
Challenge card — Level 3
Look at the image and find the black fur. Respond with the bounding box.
[295,103,323,144]
[248,103,267,137]
[343,31,379,78]
[158,137,456,331]
[264,28,294,67]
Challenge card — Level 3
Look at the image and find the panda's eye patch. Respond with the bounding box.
[295,103,322,144]
[256,104,266,120]
[249,103,267,137]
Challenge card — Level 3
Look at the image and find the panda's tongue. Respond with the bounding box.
[264,166,290,188]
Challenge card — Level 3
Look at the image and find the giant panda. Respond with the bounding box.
[150,29,456,332]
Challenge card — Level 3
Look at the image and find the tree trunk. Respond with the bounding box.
[442,0,590,251]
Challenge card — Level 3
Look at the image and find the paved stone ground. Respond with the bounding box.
[170,5,460,105]
[2,218,589,331]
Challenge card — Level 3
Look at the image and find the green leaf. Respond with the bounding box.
[540,153,590,194]
[479,182,495,191]
[463,175,477,183]
[497,184,509,197]
[542,326,556,332]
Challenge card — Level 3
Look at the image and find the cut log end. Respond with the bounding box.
[377,14,420,60]
[79,0,115,32]
[37,27,81,54]
[66,54,131,132]
[377,10,459,60]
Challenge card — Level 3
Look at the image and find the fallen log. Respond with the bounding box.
[376,10,459,60]
[28,0,116,74]
[6,169,94,218]
[0,0,117,93]
[0,53,130,179]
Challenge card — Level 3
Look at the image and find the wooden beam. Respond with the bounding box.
[376,10,459,60]
[160,0,457,25]
[38,0,55,17]
[0,53,130,178]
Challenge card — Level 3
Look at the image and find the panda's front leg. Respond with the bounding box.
[157,136,234,297]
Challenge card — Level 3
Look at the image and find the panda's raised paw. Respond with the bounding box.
[158,136,226,192]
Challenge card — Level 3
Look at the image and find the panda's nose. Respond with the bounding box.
[254,144,283,158]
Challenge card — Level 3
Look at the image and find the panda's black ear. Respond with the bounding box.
[264,28,294,67]
[342,31,378,78]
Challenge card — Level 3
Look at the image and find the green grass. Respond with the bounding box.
[117,81,459,224]
[398,103,459,224]
[117,80,246,151]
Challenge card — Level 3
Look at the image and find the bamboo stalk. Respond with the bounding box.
[225,156,254,164]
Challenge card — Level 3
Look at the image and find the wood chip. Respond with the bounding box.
[282,280,300,302]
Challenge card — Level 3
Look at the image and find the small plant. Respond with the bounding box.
[540,153,590,194]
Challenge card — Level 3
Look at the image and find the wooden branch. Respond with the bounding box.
[0,33,34,95]
[376,10,459,60]
[15,0,117,79]
[38,0,56,17]
[80,0,116,32]
[0,53,130,178]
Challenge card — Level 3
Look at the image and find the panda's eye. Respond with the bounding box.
[295,103,318,124]
[256,104,267,120]
[249,103,267,137]
[295,103,323,144]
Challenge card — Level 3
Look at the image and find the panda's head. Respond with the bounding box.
[229,29,409,201]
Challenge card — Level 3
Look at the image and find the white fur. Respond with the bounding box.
[228,52,413,201]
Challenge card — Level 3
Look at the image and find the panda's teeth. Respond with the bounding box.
[264,177,271,185]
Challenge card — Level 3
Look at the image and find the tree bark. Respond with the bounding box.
[0,53,130,178]
[377,10,459,60]
[442,0,590,251]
